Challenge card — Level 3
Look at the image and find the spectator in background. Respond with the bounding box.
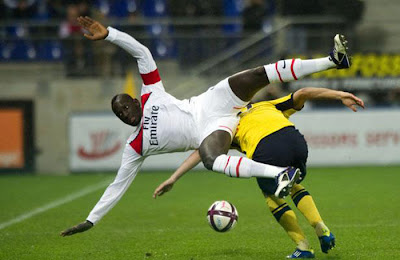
[59,3,93,77]
[77,0,91,17]
[3,0,37,19]
[168,0,223,68]
[242,0,268,33]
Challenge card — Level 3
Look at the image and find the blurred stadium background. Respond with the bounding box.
[1,1,400,259]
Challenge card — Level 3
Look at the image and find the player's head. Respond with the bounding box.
[111,94,142,126]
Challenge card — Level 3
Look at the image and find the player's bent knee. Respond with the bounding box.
[201,155,217,171]
[253,66,267,78]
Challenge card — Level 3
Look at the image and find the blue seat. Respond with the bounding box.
[6,25,30,38]
[142,0,167,17]
[223,0,242,33]
[37,40,63,61]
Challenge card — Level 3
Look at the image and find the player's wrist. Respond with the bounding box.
[169,176,178,183]
[103,29,109,40]
[337,91,347,100]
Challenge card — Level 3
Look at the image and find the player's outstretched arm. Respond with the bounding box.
[153,150,201,198]
[77,16,158,79]
[292,88,365,111]
[60,147,144,236]
[60,220,93,237]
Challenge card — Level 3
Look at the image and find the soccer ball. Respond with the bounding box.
[207,200,238,232]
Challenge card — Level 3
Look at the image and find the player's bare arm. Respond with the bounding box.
[153,150,202,198]
[292,88,365,111]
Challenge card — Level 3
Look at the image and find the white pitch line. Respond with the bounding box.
[0,178,112,231]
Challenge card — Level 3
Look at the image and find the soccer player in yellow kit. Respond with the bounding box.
[154,87,364,259]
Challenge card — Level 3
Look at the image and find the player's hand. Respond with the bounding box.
[77,16,108,41]
[340,92,365,112]
[60,220,93,237]
[153,178,175,198]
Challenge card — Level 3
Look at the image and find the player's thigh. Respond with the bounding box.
[228,66,269,102]
[253,127,308,195]
[193,78,248,119]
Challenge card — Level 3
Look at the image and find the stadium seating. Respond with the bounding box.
[0,0,248,62]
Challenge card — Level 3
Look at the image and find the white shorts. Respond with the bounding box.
[190,78,249,145]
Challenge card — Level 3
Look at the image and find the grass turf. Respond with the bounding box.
[1,167,400,259]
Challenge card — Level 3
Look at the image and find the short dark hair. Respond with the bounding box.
[111,95,118,107]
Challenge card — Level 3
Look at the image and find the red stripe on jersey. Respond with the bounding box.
[219,125,233,135]
[224,156,231,175]
[141,69,161,85]
[275,62,284,83]
[130,127,143,155]
[236,157,243,177]
[290,59,298,80]
[129,92,152,155]
[141,92,152,112]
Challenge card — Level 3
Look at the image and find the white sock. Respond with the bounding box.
[212,154,286,178]
[264,57,335,83]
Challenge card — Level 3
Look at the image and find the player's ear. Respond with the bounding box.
[133,98,140,106]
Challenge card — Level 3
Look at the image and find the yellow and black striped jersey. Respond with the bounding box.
[233,93,300,159]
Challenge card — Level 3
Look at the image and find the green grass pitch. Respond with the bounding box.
[1,166,400,259]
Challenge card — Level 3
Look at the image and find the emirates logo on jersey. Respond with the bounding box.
[143,105,160,146]
[78,131,122,160]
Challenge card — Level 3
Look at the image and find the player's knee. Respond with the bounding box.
[252,66,267,79]
[201,154,217,171]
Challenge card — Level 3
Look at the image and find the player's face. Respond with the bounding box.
[112,96,142,126]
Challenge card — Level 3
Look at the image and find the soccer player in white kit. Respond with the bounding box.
[60,16,351,236]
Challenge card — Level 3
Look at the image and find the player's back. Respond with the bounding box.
[234,94,298,158]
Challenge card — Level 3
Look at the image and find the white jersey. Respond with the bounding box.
[128,82,199,158]
[87,27,248,224]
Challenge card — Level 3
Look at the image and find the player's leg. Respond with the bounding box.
[228,34,350,102]
[291,184,336,254]
[199,130,299,197]
[264,194,315,259]
[252,129,314,258]
[199,130,287,178]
